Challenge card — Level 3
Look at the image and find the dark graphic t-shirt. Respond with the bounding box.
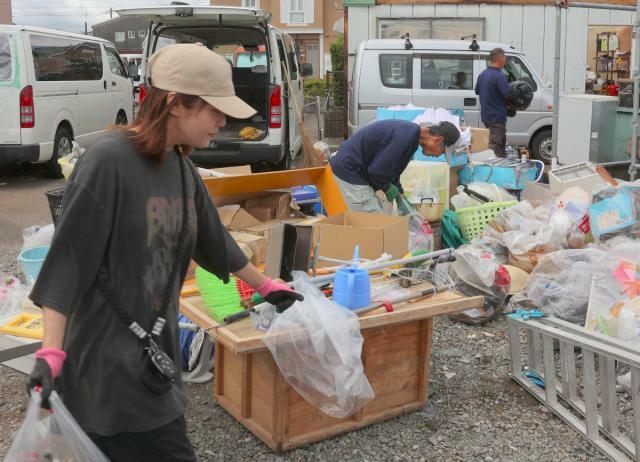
[30,131,248,435]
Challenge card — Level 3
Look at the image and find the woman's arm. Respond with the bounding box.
[233,262,268,289]
[42,307,68,349]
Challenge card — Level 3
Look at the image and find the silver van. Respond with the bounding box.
[118,5,312,170]
[348,39,553,161]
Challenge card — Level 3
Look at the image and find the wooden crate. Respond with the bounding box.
[180,288,482,451]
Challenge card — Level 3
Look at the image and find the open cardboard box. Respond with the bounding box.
[230,231,267,265]
[470,127,489,153]
[218,205,260,231]
[314,212,408,267]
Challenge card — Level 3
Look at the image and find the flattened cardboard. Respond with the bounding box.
[247,206,276,222]
[218,205,260,231]
[264,223,297,281]
[314,212,408,267]
[470,128,489,153]
[245,192,292,219]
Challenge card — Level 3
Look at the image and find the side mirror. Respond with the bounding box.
[301,63,313,77]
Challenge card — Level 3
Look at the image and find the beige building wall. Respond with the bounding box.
[0,0,12,24]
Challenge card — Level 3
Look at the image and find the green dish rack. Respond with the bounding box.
[455,201,518,240]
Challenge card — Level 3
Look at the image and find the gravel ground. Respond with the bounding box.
[0,158,612,461]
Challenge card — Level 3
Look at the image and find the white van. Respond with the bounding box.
[349,39,554,162]
[120,53,142,93]
[0,25,134,176]
[118,6,312,169]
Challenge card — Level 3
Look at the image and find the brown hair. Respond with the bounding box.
[489,48,506,64]
[124,86,206,164]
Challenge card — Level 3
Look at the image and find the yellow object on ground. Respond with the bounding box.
[0,312,44,339]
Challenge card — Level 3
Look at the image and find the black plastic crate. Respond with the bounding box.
[45,187,65,225]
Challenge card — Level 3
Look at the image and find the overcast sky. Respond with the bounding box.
[13,1,211,34]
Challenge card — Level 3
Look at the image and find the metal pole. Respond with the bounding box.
[631,0,640,181]
[551,2,563,167]
[315,95,322,139]
[569,2,635,12]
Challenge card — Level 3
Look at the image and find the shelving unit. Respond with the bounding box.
[594,32,630,83]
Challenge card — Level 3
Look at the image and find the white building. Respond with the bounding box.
[345,1,637,94]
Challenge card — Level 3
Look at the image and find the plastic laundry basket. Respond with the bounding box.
[456,201,518,240]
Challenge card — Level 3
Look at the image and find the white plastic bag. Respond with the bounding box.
[0,274,27,317]
[5,391,109,462]
[58,141,85,180]
[21,224,55,253]
[263,272,374,418]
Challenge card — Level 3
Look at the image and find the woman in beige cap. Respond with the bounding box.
[26,43,302,461]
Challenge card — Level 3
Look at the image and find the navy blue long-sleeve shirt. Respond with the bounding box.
[475,66,513,125]
[330,119,420,192]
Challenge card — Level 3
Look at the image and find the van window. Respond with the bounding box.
[105,47,128,78]
[0,35,11,81]
[420,57,473,90]
[379,54,412,89]
[499,56,538,92]
[31,34,103,81]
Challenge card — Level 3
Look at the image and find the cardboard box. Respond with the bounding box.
[230,231,267,265]
[470,128,490,153]
[242,218,307,239]
[314,212,408,266]
[247,206,276,222]
[218,205,260,231]
[245,192,292,220]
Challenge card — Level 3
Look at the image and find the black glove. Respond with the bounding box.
[263,290,304,313]
[27,358,55,409]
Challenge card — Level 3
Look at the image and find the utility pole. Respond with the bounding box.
[110,8,113,19]
[84,9,88,35]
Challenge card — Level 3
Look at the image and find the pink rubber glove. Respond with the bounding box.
[256,277,293,297]
[255,278,303,313]
[35,348,67,379]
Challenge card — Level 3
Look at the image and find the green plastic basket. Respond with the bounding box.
[456,201,518,240]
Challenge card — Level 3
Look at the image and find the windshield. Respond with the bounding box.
[0,34,12,81]
[234,51,267,68]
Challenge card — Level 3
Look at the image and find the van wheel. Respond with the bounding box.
[530,129,553,164]
[115,112,128,126]
[47,126,72,178]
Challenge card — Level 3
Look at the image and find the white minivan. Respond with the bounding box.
[349,39,554,162]
[118,6,312,170]
[0,25,134,176]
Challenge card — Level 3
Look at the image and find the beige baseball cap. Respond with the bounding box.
[147,43,257,119]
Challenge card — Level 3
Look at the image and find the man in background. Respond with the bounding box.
[475,48,513,157]
[330,119,460,213]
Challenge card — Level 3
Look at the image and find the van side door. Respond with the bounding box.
[0,31,21,145]
[283,34,303,158]
[411,52,480,127]
[104,45,133,124]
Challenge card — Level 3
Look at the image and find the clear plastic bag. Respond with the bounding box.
[21,224,55,253]
[57,141,85,180]
[451,182,517,209]
[397,195,434,252]
[522,249,609,325]
[5,390,109,462]
[263,272,374,418]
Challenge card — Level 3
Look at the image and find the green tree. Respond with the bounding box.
[329,34,345,106]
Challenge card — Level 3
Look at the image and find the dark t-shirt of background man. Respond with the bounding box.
[475,66,512,125]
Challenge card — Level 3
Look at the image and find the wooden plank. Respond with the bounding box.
[214,341,224,397]
[273,367,288,450]
[241,354,252,418]
[210,291,483,354]
[249,351,277,434]
[216,394,280,451]
[419,318,433,403]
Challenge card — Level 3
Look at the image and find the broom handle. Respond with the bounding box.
[282,60,304,123]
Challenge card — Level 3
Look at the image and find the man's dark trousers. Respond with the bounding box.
[485,123,506,157]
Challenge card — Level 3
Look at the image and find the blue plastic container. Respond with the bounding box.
[458,162,539,190]
[18,246,50,285]
[414,148,468,166]
[333,267,371,310]
[376,107,426,122]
